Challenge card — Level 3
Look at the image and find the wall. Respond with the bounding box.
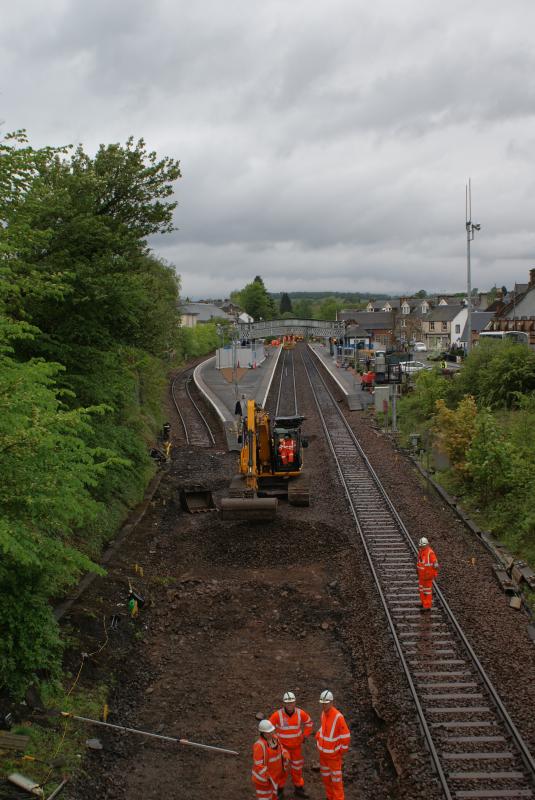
[181,313,197,328]
[450,308,467,346]
[215,341,266,369]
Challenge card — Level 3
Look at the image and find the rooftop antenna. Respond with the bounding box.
[465,179,481,354]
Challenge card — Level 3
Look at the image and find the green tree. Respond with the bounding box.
[434,395,478,478]
[0,131,182,696]
[238,279,274,320]
[315,297,343,320]
[293,299,313,318]
[280,292,293,314]
[452,341,535,409]
[0,320,116,695]
[465,409,516,503]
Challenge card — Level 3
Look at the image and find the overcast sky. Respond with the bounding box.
[2,0,535,299]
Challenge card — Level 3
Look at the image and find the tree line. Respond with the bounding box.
[0,131,182,697]
[231,280,369,321]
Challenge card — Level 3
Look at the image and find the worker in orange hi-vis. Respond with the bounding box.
[269,691,313,798]
[417,537,439,611]
[283,436,296,465]
[252,719,290,800]
[316,690,351,800]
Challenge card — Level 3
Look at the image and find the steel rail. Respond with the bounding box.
[275,349,298,418]
[300,348,535,799]
[171,371,216,447]
[307,349,535,782]
[185,377,216,445]
[275,348,287,417]
[300,350,452,799]
[291,349,297,416]
[171,372,190,445]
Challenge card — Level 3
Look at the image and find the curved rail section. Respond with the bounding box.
[171,371,216,447]
[301,348,535,800]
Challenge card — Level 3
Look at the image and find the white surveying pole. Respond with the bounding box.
[465,179,481,355]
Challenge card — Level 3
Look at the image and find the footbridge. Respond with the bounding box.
[236,318,344,339]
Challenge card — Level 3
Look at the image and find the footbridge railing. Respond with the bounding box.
[236,318,344,339]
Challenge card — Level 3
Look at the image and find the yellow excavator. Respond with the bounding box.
[220,400,310,521]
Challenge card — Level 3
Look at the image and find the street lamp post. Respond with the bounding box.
[465,179,481,355]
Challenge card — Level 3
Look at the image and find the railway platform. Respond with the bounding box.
[194,346,283,450]
[308,342,373,410]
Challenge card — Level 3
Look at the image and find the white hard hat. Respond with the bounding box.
[283,691,296,703]
[419,537,429,547]
[258,719,276,734]
[319,690,333,704]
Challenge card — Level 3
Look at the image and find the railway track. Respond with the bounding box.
[170,370,216,447]
[301,346,535,800]
[275,348,298,417]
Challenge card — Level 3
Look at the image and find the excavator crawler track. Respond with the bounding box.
[287,474,310,507]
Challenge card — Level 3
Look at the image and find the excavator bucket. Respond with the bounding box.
[180,484,216,514]
[219,497,278,522]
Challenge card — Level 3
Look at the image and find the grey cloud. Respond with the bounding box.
[2,0,535,298]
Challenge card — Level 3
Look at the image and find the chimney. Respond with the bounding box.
[530,268,535,286]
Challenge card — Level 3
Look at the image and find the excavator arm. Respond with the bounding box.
[220,400,278,521]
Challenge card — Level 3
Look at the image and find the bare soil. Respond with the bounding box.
[60,348,535,800]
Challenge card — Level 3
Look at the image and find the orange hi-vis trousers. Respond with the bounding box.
[286,745,305,787]
[419,577,434,608]
[253,781,277,800]
[417,545,438,609]
[319,754,345,800]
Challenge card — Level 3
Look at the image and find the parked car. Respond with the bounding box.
[428,351,461,363]
[413,342,427,352]
[399,360,430,374]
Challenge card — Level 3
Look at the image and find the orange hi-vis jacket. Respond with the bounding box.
[316,706,350,759]
[269,707,313,748]
[417,545,439,581]
[278,437,296,465]
[252,735,289,790]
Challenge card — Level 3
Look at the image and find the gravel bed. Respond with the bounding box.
[316,352,535,758]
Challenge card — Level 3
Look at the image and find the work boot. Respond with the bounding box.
[294,787,310,798]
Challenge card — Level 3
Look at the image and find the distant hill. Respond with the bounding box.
[268,291,390,301]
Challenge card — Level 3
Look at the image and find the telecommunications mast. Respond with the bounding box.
[465,179,481,354]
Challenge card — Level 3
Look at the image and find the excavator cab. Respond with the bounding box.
[219,403,310,521]
[273,416,307,471]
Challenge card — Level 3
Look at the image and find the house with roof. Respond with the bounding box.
[421,305,466,351]
[180,302,234,328]
[356,294,477,346]
[339,310,396,348]
[489,269,535,344]
[217,299,243,316]
[504,270,535,317]
[396,297,434,343]
[459,311,495,349]
[365,298,401,313]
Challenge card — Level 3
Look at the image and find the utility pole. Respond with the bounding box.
[232,327,239,403]
[465,179,481,355]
